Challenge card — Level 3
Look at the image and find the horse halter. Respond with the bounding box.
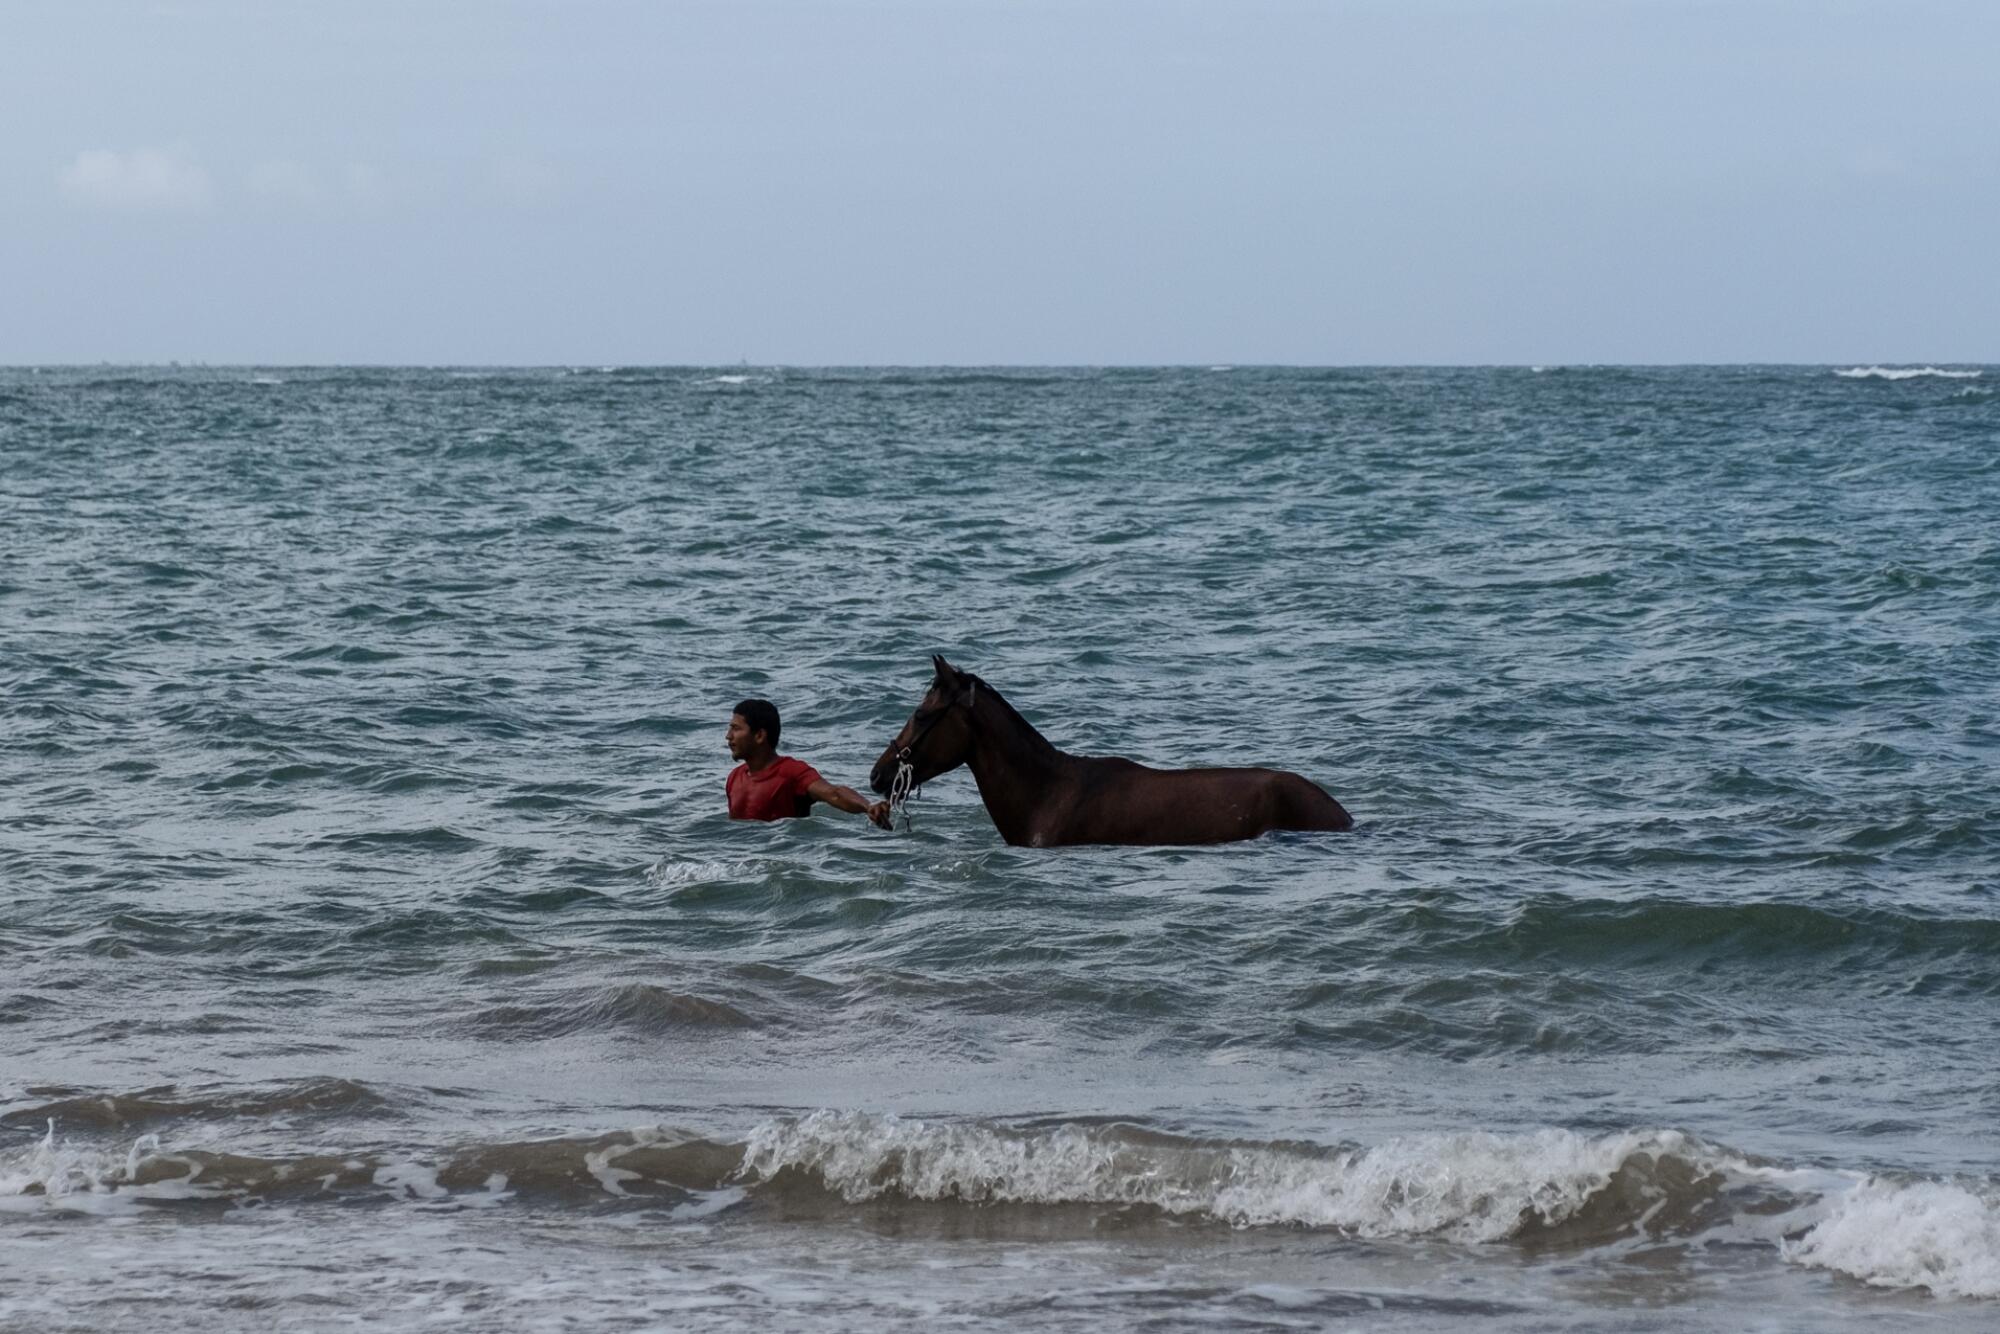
[888,679,976,831]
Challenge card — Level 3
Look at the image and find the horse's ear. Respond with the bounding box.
[931,653,958,682]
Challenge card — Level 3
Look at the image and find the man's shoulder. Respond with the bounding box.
[775,755,822,784]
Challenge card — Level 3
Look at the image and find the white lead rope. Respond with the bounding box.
[888,754,917,831]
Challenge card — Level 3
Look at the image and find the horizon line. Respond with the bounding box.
[4,359,1993,371]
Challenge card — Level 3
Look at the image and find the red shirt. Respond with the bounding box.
[726,756,822,821]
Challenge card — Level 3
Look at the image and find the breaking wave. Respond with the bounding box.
[738,1112,1731,1244]
[1782,1177,2000,1300]
[5,1110,1996,1299]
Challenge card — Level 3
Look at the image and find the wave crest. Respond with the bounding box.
[739,1112,1728,1243]
[459,983,759,1038]
[0,1077,391,1132]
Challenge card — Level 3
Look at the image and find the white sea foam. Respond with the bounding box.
[669,1185,748,1220]
[372,1161,448,1200]
[0,1123,215,1215]
[1782,1178,2000,1300]
[645,856,760,888]
[463,1172,515,1208]
[583,1142,645,1197]
[1834,366,1983,380]
[737,1112,1724,1243]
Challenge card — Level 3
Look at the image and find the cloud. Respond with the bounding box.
[248,159,324,205]
[58,145,212,211]
[243,159,390,210]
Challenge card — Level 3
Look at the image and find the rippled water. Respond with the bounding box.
[3,365,1996,1329]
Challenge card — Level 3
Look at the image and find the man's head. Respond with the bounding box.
[727,698,781,760]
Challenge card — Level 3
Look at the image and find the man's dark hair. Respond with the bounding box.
[734,698,781,747]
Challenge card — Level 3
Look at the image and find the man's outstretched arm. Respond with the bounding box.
[806,778,893,829]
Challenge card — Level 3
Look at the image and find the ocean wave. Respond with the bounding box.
[456,982,760,1038]
[1424,895,2000,981]
[0,1113,1812,1246]
[739,1113,1733,1243]
[0,1123,738,1215]
[2,1129,190,1215]
[821,371,1075,388]
[741,1117,2000,1300]
[0,1077,391,1133]
[5,1111,1996,1298]
[1834,366,1983,380]
[1781,1177,2000,1299]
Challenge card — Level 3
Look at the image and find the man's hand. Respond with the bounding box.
[866,800,892,830]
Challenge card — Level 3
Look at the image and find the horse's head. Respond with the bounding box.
[869,654,980,796]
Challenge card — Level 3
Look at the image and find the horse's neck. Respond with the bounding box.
[962,691,1068,842]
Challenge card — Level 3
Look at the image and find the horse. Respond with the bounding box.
[867,656,1355,847]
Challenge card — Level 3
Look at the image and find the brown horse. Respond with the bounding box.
[867,656,1354,847]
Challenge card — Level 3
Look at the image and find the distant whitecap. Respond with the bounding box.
[1834,366,1982,380]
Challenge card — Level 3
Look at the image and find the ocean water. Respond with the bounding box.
[1,364,1996,1331]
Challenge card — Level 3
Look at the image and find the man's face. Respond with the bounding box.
[726,713,760,760]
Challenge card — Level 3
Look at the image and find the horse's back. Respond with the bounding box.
[1057,759,1351,843]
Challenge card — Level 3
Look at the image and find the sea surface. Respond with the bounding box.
[2,364,1996,1331]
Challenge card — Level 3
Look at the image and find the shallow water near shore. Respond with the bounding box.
[2,365,1997,1329]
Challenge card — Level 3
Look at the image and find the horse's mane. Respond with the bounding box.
[965,673,1062,760]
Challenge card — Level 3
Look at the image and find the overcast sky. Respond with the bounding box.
[5,0,1994,364]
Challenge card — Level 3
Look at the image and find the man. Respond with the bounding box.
[726,698,892,827]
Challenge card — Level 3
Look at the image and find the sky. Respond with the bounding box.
[3,0,1995,364]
